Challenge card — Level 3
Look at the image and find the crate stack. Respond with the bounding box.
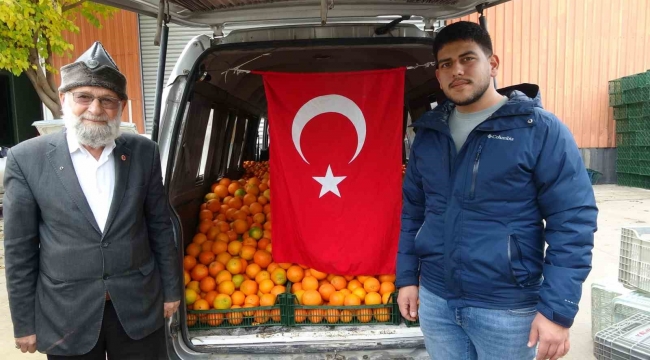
[611,71,650,190]
[593,227,650,360]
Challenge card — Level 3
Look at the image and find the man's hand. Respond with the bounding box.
[164,301,181,318]
[528,313,570,360]
[15,335,37,353]
[397,286,419,321]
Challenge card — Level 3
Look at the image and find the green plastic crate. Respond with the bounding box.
[623,87,650,105]
[617,147,635,160]
[617,173,650,189]
[616,159,638,174]
[609,79,622,94]
[638,147,650,161]
[283,290,400,327]
[403,318,420,327]
[622,71,650,91]
[627,102,650,118]
[616,119,632,133]
[610,93,624,107]
[630,117,650,132]
[187,295,285,330]
[613,105,627,120]
[617,131,650,147]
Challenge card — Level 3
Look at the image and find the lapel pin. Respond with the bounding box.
[121,155,126,161]
[59,166,64,170]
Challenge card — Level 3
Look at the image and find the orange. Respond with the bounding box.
[228,197,243,210]
[382,292,392,304]
[271,268,287,286]
[255,270,271,283]
[245,263,262,279]
[216,270,232,284]
[302,276,319,291]
[330,276,347,291]
[233,210,247,221]
[242,304,257,317]
[287,266,305,283]
[243,193,257,206]
[226,306,244,325]
[347,279,362,292]
[213,294,232,310]
[327,274,336,281]
[310,269,328,280]
[218,178,232,187]
[271,285,286,297]
[263,221,272,231]
[339,288,352,297]
[216,221,230,233]
[240,245,256,261]
[259,279,275,294]
[329,291,345,306]
[231,291,246,306]
[201,241,215,253]
[291,282,303,294]
[304,269,312,277]
[340,309,353,323]
[214,184,229,198]
[263,230,272,240]
[232,274,245,289]
[227,182,241,195]
[185,289,198,305]
[211,240,228,255]
[379,282,396,295]
[183,255,197,271]
[270,308,281,322]
[249,227,263,240]
[357,275,371,284]
[378,274,396,283]
[218,281,235,295]
[234,188,247,198]
[245,183,260,196]
[206,199,221,213]
[206,313,224,327]
[263,203,271,214]
[206,227,219,241]
[253,250,273,269]
[363,278,381,293]
[365,292,382,305]
[226,208,238,221]
[226,258,244,275]
[216,252,232,265]
[374,307,391,322]
[184,271,191,286]
[253,213,266,225]
[190,264,209,281]
[203,291,218,306]
[193,233,208,245]
[244,294,260,307]
[228,241,243,256]
[226,230,238,242]
[295,309,308,323]
[257,196,268,205]
[198,251,215,265]
[254,310,269,324]
[232,220,248,235]
[302,290,323,306]
[200,203,207,211]
[242,238,258,248]
[352,287,367,301]
[257,238,271,250]
[294,290,305,305]
[200,277,217,292]
[318,279,330,288]
[318,283,336,302]
[186,243,201,258]
[357,308,373,323]
[260,293,277,306]
[308,309,326,324]
[198,220,213,234]
[344,294,362,306]
[267,262,279,274]
[199,209,214,221]
[193,299,210,311]
[326,309,340,324]
[187,281,200,293]
[187,313,198,327]
[249,202,263,215]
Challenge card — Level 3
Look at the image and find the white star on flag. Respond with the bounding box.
[313,165,346,198]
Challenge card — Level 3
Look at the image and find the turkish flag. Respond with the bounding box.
[256,68,405,275]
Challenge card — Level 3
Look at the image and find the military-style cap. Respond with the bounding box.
[58,41,127,100]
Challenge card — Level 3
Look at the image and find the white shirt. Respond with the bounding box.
[66,131,116,233]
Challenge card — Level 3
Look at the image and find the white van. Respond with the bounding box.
[89,1,509,358]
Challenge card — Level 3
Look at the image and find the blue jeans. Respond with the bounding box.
[418,286,537,360]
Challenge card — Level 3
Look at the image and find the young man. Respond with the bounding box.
[396,21,598,360]
[4,42,180,359]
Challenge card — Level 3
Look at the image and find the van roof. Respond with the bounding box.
[93,0,510,28]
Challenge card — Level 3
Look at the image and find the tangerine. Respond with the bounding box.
[190,264,209,281]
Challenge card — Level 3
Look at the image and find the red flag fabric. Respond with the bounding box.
[256,68,405,275]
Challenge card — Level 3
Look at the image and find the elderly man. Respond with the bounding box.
[4,41,180,359]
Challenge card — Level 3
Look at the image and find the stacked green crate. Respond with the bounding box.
[612,71,650,189]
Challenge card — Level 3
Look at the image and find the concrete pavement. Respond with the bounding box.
[1,184,649,359]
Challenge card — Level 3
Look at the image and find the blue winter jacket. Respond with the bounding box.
[396,84,598,328]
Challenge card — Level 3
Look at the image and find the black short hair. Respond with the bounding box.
[433,21,493,64]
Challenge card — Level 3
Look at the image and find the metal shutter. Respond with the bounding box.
[138,15,211,134]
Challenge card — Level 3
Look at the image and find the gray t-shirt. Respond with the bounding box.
[448,96,508,152]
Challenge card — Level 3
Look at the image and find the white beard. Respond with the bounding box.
[62,98,122,149]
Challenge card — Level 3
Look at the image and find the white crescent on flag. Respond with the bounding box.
[291,94,367,164]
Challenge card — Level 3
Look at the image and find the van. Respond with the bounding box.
[84,1,510,358]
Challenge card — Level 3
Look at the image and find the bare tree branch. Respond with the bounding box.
[62,0,87,12]
[25,69,62,117]
[45,39,58,96]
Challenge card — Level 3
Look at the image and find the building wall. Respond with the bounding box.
[449,0,650,149]
[51,10,145,133]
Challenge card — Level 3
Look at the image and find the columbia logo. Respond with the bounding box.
[487,134,514,141]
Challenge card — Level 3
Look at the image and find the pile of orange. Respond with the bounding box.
[184,162,398,327]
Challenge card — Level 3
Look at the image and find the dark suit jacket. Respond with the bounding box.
[3,130,181,355]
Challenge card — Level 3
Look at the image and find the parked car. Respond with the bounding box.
[85,0,511,358]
